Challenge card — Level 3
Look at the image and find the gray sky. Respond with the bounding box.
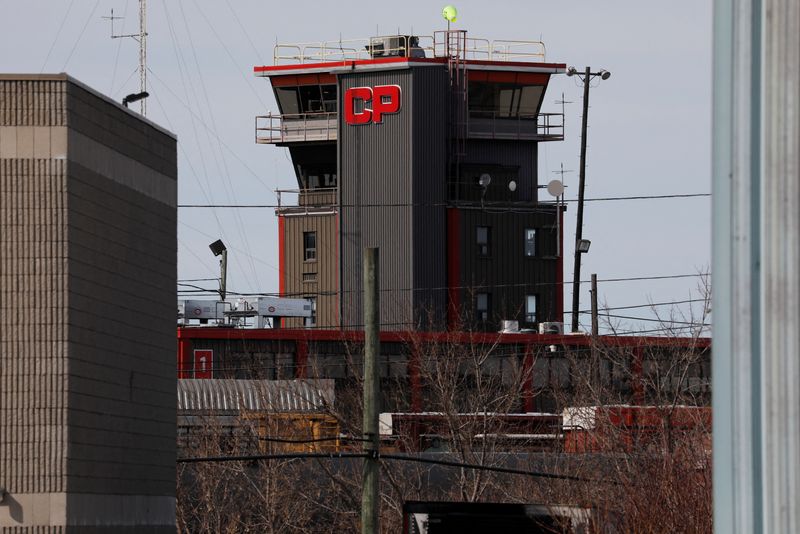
[0,0,712,334]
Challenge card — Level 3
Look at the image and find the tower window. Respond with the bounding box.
[526,295,537,323]
[524,228,536,257]
[303,232,317,261]
[476,226,491,256]
[476,292,490,321]
[304,297,317,327]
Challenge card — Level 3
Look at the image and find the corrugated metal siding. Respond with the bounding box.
[457,206,560,329]
[177,379,335,413]
[340,70,415,330]
[411,67,450,329]
[283,212,338,328]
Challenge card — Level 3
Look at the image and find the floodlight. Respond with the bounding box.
[599,70,611,80]
[566,66,577,77]
[577,239,591,253]
[478,173,492,188]
[508,180,517,192]
[122,91,149,108]
[209,239,227,257]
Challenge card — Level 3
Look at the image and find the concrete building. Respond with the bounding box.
[255,31,566,332]
[0,74,177,533]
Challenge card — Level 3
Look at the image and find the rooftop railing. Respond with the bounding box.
[468,112,564,142]
[275,188,338,215]
[272,33,546,65]
[256,112,337,144]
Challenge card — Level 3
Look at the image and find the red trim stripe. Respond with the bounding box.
[177,326,711,349]
[254,58,566,75]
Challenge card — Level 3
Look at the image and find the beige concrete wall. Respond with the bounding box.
[0,74,176,533]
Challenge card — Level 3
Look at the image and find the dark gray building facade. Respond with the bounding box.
[256,33,565,331]
[0,74,177,533]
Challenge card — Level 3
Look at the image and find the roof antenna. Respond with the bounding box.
[103,0,148,115]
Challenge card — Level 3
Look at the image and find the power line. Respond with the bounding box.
[578,298,707,313]
[176,192,711,209]
[176,451,607,484]
[61,0,102,71]
[40,0,77,72]
[589,312,710,327]
[177,272,709,299]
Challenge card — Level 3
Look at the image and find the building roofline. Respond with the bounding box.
[254,58,567,77]
[0,73,177,140]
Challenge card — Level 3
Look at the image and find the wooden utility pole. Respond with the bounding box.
[590,273,599,337]
[571,67,591,332]
[361,248,380,534]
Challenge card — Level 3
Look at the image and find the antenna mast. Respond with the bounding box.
[138,0,147,115]
[104,0,148,115]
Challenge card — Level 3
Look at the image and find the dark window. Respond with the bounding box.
[321,85,337,112]
[477,226,491,256]
[525,295,537,323]
[276,85,337,115]
[524,228,536,257]
[476,293,490,321]
[275,87,300,115]
[468,82,545,118]
[303,232,317,261]
[298,85,323,113]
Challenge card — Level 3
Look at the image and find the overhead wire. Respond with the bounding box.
[108,0,130,95]
[160,0,259,291]
[146,68,274,195]
[61,0,102,71]
[40,0,77,72]
[177,192,711,209]
[175,0,262,292]
[147,75,225,282]
[175,451,616,484]
[189,0,269,109]
[176,272,710,300]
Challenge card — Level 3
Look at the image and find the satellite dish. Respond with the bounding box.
[478,173,492,188]
[508,180,517,192]
[546,179,564,197]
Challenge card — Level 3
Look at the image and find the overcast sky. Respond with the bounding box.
[0,0,712,334]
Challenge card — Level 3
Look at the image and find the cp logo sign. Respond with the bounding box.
[344,85,402,125]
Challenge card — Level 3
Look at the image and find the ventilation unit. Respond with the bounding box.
[539,322,564,335]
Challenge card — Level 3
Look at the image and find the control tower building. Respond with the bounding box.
[255,31,566,332]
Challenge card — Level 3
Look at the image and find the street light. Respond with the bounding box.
[122,91,149,108]
[569,66,611,333]
[209,239,227,302]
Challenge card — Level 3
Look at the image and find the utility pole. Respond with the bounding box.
[361,248,380,534]
[590,274,598,337]
[568,66,610,332]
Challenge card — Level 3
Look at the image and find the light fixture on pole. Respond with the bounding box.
[122,91,149,109]
[209,239,227,302]
[577,239,592,253]
[568,66,611,333]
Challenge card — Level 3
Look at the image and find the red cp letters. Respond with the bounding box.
[344,85,402,125]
